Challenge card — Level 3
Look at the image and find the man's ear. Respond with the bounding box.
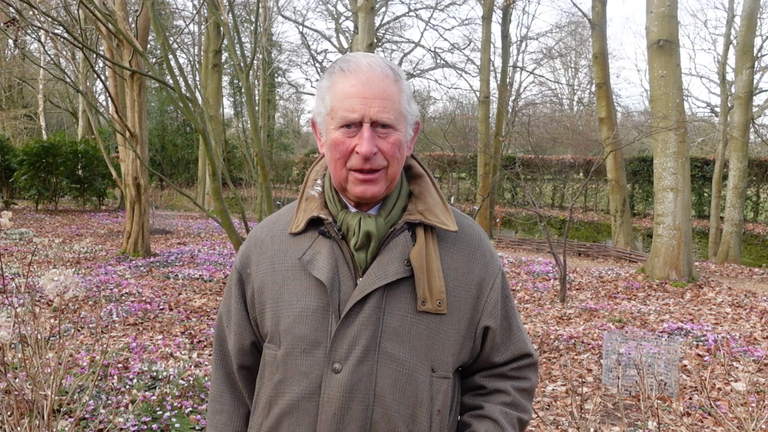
[311,118,326,155]
[406,120,421,155]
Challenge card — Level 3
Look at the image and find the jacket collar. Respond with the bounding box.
[289,155,457,315]
[289,155,458,234]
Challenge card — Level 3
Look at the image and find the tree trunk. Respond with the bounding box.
[76,9,95,141]
[708,0,735,260]
[474,0,494,237]
[37,29,47,140]
[207,0,273,220]
[644,0,696,281]
[489,0,514,239]
[198,1,244,250]
[118,0,151,256]
[77,51,94,140]
[198,5,226,213]
[196,138,212,209]
[259,0,276,165]
[350,0,375,52]
[591,0,635,250]
[95,6,128,213]
[716,0,759,264]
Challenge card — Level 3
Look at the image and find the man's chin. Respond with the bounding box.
[344,190,387,211]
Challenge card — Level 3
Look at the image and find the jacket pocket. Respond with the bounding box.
[431,372,460,432]
[249,342,279,432]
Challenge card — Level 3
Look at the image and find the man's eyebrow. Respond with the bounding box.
[332,113,399,124]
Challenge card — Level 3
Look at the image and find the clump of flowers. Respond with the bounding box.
[2,227,33,241]
[39,268,85,303]
[520,257,559,280]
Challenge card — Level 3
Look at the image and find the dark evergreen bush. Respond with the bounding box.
[14,136,69,210]
[63,139,113,208]
[13,135,114,210]
[0,136,17,208]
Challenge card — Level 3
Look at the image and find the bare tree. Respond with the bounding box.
[489,0,515,238]
[278,0,480,94]
[350,0,375,52]
[644,0,696,281]
[207,0,274,219]
[113,0,152,256]
[717,0,761,264]
[572,0,636,250]
[707,0,736,259]
[197,1,225,212]
[474,0,494,236]
[36,9,47,139]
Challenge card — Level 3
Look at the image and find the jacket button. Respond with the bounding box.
[420,298,427,307]
[331,362,343,374]
[404,259,411,268]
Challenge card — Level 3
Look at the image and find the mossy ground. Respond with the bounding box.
[500,215,768,267]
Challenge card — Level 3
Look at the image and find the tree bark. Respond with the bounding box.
[207,0,273,220]
[259,0,276,164]
[117,0,151,256]
[716,0,759,264]
[591,0,635,250]
[350,0,375,52]
[195,3,210,209]
[77,52,94,140]
[490,0,515,239]
[196,137,211,209]
[76,9,94,141]
[197,0,244,250]
[198,5,225,213]
[708,0,735,260]
[474,0,494,237]
[644,0,696,281]
[37,28,47,140]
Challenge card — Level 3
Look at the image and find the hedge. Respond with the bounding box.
[281,153,768,222]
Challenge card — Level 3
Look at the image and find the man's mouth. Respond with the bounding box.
[353,169,382,174]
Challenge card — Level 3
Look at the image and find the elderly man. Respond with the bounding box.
[208,52,538,432]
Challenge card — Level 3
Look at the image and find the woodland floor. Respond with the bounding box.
[1,205,766,431]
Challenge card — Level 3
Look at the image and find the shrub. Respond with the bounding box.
[63,139,113,208]
[0,136,17,208]
[13,136,114,210]
[13,136,69,210]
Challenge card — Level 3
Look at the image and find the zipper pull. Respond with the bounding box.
[331,221,344,239]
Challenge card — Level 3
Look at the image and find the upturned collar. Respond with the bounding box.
[289,155,458,314]
[289,155,457,234]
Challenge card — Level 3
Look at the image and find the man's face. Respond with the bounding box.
[312,73,419,211]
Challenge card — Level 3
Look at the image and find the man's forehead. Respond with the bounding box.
[329,105,402,120]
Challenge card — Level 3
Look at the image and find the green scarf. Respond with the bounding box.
[325,171,410,275]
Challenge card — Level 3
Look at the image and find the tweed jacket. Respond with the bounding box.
[207,156,539,432]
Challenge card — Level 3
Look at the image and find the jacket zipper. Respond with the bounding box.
[323,219,361,283]
[324,220,410,285]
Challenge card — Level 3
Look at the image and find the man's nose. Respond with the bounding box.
[354,123,378,157]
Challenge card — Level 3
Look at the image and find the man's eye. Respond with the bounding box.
[374,123,392,130]
[342,123,360,130]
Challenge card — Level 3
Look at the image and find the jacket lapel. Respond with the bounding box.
[343,230,414,317]
[290,154,459,316]
[298,234,355,323]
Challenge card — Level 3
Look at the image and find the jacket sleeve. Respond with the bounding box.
[207,257,262,432]
[457,268,539,431]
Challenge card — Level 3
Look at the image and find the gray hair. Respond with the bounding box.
[312,52,420,142]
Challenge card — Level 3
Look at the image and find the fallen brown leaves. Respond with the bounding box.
[504,249,768,431]
[2,206,766,430]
